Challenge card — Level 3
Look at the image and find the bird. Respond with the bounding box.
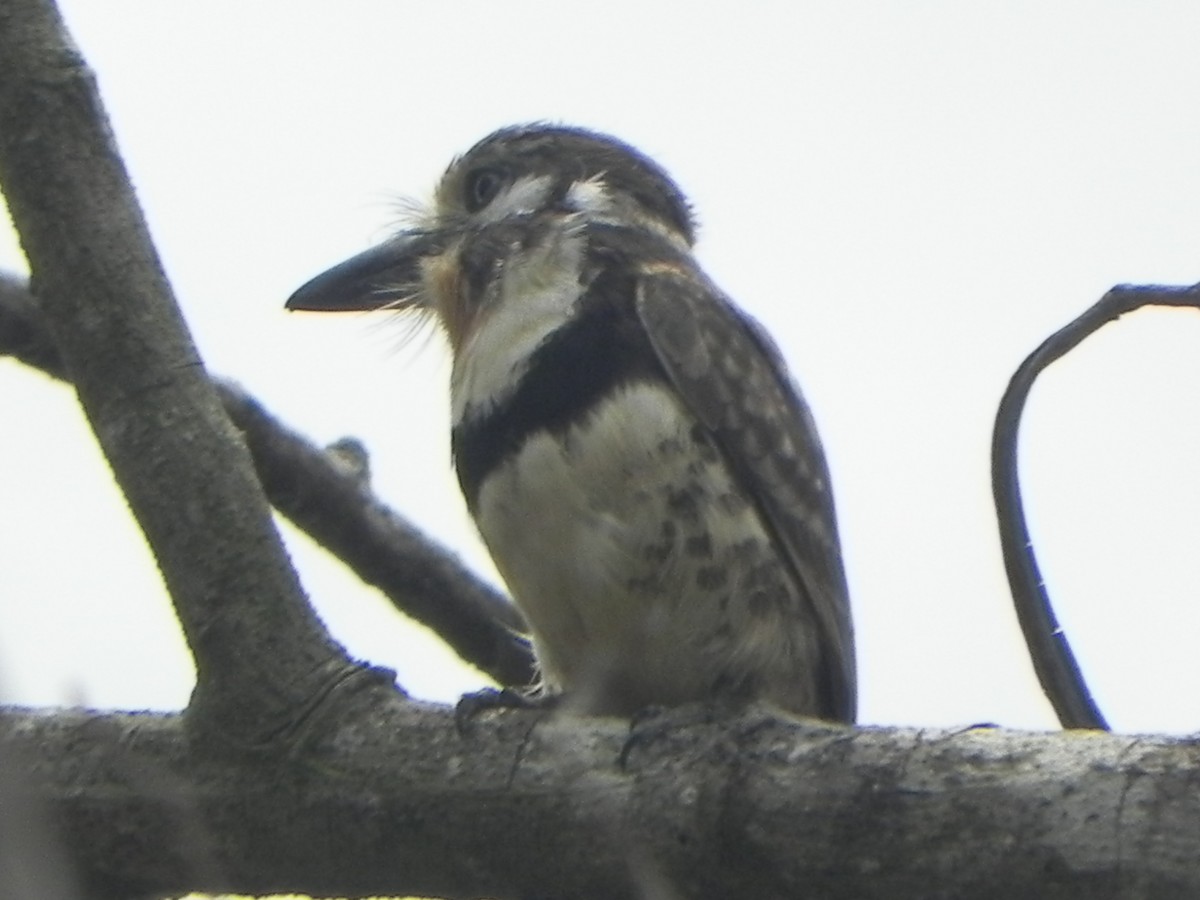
[287,124,856,722]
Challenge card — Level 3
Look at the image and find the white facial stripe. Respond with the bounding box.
[567,178,690,251]
[565,176,612,214]
[450,225,586,424]
[479,174,554,224]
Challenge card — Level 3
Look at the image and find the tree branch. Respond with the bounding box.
[2,700,1196,900]
[992,282,1200,730]
[221,380,534,687]
[0,0,347,739]
[0,274,535,689]
[0,271,67,380]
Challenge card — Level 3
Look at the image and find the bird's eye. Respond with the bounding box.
[464,167,507,212]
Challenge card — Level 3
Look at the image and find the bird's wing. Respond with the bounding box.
[636,268,856,722]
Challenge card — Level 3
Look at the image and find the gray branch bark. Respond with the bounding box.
[2,701,1197,900]
[0,0,343,741]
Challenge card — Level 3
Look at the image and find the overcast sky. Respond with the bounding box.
[2,2,1199,734]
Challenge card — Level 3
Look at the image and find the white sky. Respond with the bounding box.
[2,2,1199,734]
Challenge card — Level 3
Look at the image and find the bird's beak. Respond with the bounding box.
[285,231,440,312]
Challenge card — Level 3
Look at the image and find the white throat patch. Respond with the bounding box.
[449,221,587,425]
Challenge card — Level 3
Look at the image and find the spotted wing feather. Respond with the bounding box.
[637,271,856,722]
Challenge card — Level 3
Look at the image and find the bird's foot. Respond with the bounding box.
[454,687,559,734]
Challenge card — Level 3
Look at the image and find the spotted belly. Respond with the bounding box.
[471,380,820,715]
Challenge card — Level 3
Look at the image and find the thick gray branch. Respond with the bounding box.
[2,701,1196,900]
[0,0,350,738]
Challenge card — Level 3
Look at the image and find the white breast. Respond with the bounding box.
[472,381,812,714]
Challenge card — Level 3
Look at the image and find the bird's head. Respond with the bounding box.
[286,124,695,352]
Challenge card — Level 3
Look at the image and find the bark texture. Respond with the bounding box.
[2,702,1197,899]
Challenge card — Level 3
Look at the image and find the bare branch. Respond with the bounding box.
[220,381,534,687]
[992,281,1200,730]
[0,275,535,688]
[0,0,348,737]
[0,271,67,380]
[3,700,1197,900]
[0,733,79,899]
